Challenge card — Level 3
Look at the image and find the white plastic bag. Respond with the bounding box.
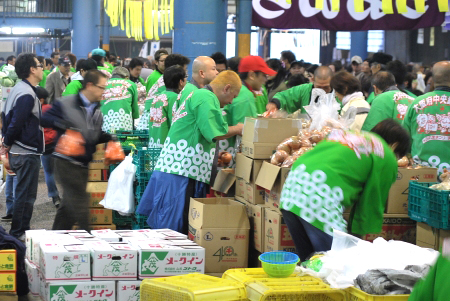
[304,89,340,131]
[100,155,136,215]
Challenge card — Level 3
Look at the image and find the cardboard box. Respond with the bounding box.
[386,167,437,214]
[73,224,117,231]
[86,182,108,208]
[88,169,109,181]
[241,117,302,159]
[41,281,115,301]
[91,229,122,242]
[344,213,417,244]
[235,153,265,204]
[25,259,39,296]
[136,240,205,278]
[211,169,235,194]
[39,243,91,281]
[89,208,113,225]
[85,240,138,280]
[117,280,141,301]
[188,198,250,273]
[26,231,80,265]
[236,177,246,199]
[0,250,16,272]
[264,208,296,253]
[256,162,290,211]
[89,154,107,169]
[416,223,450,251]
[0,272,16,292]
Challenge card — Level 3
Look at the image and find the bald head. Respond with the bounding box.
[192,56,218,87]
[314,66,333,80]
[432,61,450,87]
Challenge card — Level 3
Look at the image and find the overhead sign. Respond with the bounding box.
[252,0,445,31]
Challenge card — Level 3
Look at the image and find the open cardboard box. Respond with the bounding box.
[211,168,235,194]
[255,161,290,212]
[241,117,302,159]
[188,197,250,273]
[235,153,266,204]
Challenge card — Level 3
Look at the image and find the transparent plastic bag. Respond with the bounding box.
[55,129,85,156]
[304,89,340,131]
[105,141,125,165]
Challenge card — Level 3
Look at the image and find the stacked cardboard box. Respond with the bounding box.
[0,250,16,293]
[86,144,115,230]
[188,198,250,273]
[416,222,450,250]
[25,228,201,300]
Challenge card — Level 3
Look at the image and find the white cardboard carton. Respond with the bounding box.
[136,240,205,279]
[117,280,142,301]
[85,240,138,280]
[39,243,91,281]
[91,229,122,242]
[25,259,39,296]
[41,280,116,301]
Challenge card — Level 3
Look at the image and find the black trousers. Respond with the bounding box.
[281,209,333,261]
[52,158,90,231]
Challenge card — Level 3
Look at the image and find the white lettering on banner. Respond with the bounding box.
[253,0,426,21]
[422,135,450,144]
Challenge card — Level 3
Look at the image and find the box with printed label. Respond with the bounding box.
[144,229,188,240]
[84,240,138,280]
[39,243,91,281]
[386,167,437,214]
[91,229,122,242]
[236,177,246,199]
[0,272,16,292]
[241,117,302,159]
[25,259,39,296]
[344,213,416,244]
[89,151,107,169]
[250,204,267,252]
[88,169,109,181]
[0,249,16,271]
[87,182,108,207]
[188,197,250,273]
[235,153,265,204]
[256,162,290,211]
[74,224,117,231]
[41,280,115,301]
[89,208,113,225]
[264,208,296,253]
[136,240,205,278]
[117,280,141,301]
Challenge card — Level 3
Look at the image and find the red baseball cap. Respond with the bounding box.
[238,55,277,76]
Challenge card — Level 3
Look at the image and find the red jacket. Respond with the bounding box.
[42,104,57,146]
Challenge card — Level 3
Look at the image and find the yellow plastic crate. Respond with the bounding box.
[245,279,346,301]
[140,273,247,301]
[223,268,301,283]
[346,287,409,301]
[0,272,16,292]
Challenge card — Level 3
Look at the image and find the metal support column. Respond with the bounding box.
[173,0,227,75]
[235,0,252,58]
[72,0,101,59]
[350,31,368,60]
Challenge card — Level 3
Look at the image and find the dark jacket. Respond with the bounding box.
[41,93,112,167]
[1,79,44,154]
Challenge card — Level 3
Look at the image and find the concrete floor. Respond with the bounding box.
[0,169,56,301]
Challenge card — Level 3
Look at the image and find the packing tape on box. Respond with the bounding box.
[253,119,268,143]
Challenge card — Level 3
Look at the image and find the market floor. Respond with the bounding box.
[0,169,57,234]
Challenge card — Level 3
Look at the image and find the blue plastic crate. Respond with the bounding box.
[132,148,161,182]
[408,181,450,229]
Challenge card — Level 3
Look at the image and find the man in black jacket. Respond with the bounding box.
[41,70,113,231]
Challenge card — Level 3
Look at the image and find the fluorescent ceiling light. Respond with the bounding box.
[0,27,12,34]
[12,28,46,34]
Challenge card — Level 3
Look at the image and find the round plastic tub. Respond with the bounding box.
[259,251,300,278]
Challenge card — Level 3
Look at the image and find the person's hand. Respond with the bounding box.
[266,102,278,112]
[235,123,244,136]
[0,138,10,155]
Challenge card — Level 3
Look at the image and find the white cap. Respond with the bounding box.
[351,56,363,64]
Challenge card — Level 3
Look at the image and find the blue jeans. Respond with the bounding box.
[9,154,41,238]
[41,154,59,198]
[4,174,17,215]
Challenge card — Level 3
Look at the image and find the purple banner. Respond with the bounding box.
[252,0,445,31]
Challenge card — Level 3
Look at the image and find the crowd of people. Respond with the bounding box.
[0,47,449,299]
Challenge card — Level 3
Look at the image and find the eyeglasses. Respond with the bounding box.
[35,64,43,69]
[95,84,107,90]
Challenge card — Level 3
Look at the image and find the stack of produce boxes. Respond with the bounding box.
[236,117,300,259]
[87,144,115,230]
[24,228,205,301]
[0,250,16,293]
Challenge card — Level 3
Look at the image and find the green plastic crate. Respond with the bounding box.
[132,148,161,181]
[116,130,149,151]
[112,210,133,227]
[408,181,450,229]
[132,213,150,230]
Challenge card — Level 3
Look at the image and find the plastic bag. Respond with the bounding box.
[304,89,340,131]
[262,109,289,118]
[55,129,85,156]
[99,155,136,215]
[430,168,450,190]
[105,141,125,165]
